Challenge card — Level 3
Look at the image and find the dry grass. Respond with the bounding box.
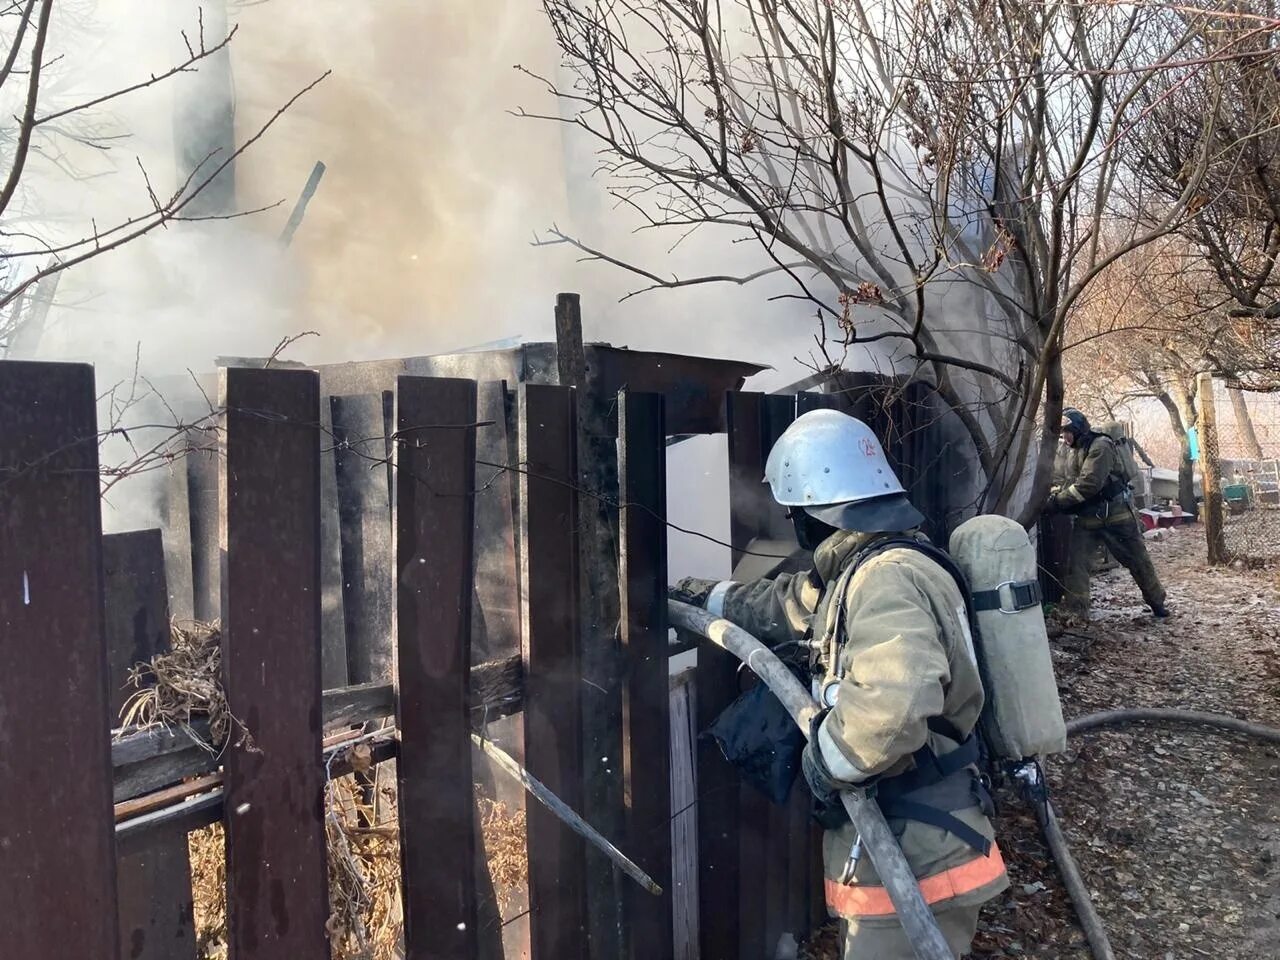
[187,775,408,960]
[189,789,531,957]
[799,921,841,960]
[478,796,528,912]
[117,620,247,751]
[127,622,530,958]
[188,825,227,959]
[324,773,404,960]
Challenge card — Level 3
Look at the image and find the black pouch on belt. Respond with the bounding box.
[702,670,807,805]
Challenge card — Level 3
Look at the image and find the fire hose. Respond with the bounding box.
[668,599,956,960]
[1052,707,1280,960]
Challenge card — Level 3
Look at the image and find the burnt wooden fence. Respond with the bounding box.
[0,358,972,960]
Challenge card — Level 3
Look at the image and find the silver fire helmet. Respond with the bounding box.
[763,409,924,533]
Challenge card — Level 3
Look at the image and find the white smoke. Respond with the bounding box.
[7,1,1007,542]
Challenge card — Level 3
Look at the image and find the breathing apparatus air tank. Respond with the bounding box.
[949,514,1067,760]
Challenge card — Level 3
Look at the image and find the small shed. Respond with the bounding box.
[162,342,765,686]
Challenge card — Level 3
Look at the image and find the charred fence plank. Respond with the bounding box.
[103,529,169,721]
[730,392,796,960]
[519,383,588,960]
[395,376,480,959]
[618,391,673,960]
[332,392,395,685]
[219,367,330,960]
[0,360,121,960]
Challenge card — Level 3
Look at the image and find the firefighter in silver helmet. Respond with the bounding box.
[673,410,1007,959]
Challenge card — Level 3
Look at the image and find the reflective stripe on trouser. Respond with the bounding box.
[824,843,1007,919]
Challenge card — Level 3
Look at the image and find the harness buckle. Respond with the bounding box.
[993,580,1040,614]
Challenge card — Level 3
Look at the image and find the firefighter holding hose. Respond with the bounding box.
[1047,408,1168,620]
[673,410,1008,959]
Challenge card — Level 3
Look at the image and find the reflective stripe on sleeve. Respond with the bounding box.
[818,715,869,783]
[824,843,1007,919]
[705,580,736,618]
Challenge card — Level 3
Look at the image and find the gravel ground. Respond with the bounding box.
[809,524,1280,959]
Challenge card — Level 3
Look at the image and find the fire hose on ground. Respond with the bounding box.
[670,599,1280,960]
[1053,707,1280,960]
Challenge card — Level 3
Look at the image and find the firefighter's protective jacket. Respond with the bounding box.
[1054,435,1126,512]
[712,529,1009,920]
[1056,433,1133,527]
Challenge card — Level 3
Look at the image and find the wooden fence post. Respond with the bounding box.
[519,383,589,960]
[219,366,330,960]
[1198,373,1228,565]
[727,393,797,960]
[618,390,674,960]
[0,360,121,960]
[395,376,480,959]
[556,293,627,959]
[104,529,198,960]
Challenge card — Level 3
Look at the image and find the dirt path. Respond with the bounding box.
[973,525,1280,959]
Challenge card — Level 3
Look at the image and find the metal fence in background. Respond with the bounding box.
[1201,375,1280,563]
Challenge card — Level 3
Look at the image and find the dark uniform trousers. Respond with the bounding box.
[1061,500,1166,616]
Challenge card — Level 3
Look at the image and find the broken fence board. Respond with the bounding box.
[219,366,330,960]
[395,376,480,958]
[103,529,170,721]
[103,528,197,960]
[0,360,122,960]
[471,379,521,663]
[110,655,526,803]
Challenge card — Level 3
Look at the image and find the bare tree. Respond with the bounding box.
[1061,235,1274,513]
[1127,3,1280,356]
[520,0,1236,522]
[0,2,329,354]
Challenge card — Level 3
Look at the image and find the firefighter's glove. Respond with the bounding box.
[801,708,844,807]
[1044,492,1062,515]
[669,577,719,608]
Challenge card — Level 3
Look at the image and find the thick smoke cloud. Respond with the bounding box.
[10,2,993,547]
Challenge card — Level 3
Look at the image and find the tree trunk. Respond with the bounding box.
[1170,379,1201,516]
[1229,387,1264,460]
[1198,373,1229,564]
[1010,349,1064,527]
[1177,443,1197,516]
